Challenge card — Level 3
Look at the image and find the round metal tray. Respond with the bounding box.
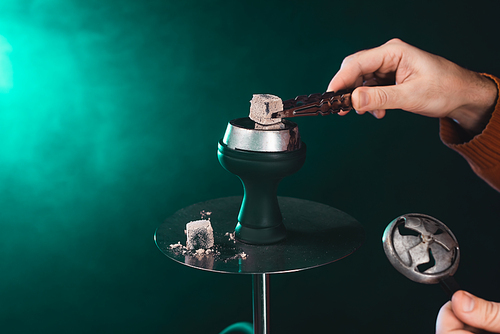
[155,196,365,274]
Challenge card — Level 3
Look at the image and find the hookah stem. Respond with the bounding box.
[253,274,271,334]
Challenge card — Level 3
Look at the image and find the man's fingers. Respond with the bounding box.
[351,85,410,112]
[338,108,386,119]
[437,301,473,334]
[327,38,407,93]
[452,291,500,332]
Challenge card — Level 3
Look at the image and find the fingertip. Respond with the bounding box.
[451,290,466,302]
[437,300,453,320]
[373,109,386,119]
[338,110,350,116]
[351,87,370,111]
[451,290,472,311]
[327,75,343,93]
[436,301,462,334]
[326,82,335,93]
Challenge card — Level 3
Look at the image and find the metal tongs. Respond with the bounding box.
[277,89,352,119]
[249,89,353,127]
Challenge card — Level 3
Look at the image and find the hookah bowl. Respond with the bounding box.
[217,117,306,245]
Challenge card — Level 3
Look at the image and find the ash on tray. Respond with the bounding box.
[225,231,236,243]
[200,210,212,220]
[169,240,247,262]
[169,241,218,256]
[168,213,248,262]
[223,252,247,262]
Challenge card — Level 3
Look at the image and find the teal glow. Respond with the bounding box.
[0,35,13,92]
[219,322,253,334]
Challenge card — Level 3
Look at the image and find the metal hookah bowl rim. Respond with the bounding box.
[221,117,301,153]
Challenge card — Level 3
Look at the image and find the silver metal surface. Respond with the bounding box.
[382,213,460,284]
[222,117,301,152]
[155,196,365,274]
[253,274,270,334]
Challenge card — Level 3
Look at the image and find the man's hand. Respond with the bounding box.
[436,290,500,333]
[327,39,497,136]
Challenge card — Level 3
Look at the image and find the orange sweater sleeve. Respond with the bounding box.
[440,73,500,192]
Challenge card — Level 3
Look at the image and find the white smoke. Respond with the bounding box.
[0,34,13,93]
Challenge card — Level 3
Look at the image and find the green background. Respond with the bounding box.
[0,0,499,333]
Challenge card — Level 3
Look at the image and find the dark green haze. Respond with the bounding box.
[0,0,499,333]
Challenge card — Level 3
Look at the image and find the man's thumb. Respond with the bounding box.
[352,85,404,112]
[452,290,500,332]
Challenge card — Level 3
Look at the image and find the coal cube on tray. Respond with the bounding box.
[186,219,214,250]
